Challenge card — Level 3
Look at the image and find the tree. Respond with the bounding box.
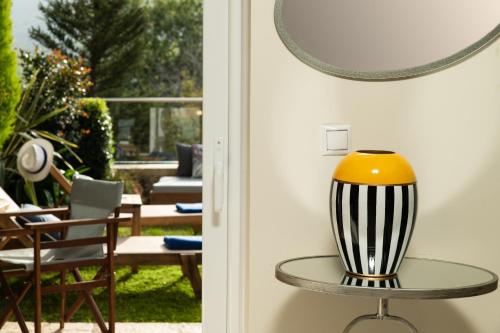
[29,0,148,97]
[129,0,203,97]
[111,0,203,158]
[0,0,20,152]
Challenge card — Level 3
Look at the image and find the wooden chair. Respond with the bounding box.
[0,176,126,333]
[50,167,203,297]
[50,165,202,232]
[50,166,143,235]
[0,186,69,249]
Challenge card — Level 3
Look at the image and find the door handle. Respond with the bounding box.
[214,137,224,213]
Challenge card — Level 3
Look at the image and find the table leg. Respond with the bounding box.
[131,205,142,237]
[343,299,419,333]
[131,205,141,274]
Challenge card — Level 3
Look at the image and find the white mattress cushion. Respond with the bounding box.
[152,176,203,193]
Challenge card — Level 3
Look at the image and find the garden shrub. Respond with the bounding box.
[76,98,114,179]
[0,0,20,151]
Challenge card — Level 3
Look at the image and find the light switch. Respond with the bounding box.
[327,130,348,150]
[321,124,351,156]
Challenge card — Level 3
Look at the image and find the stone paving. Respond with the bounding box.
[3,322,202,333]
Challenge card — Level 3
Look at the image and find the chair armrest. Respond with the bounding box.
[25,216,131,231]
[0,207,70,218]
[0,228,32,237]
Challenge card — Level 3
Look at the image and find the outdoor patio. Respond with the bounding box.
[1,1,205,331]
[3,322,201,333]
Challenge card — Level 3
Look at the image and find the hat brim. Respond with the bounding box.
[17,139,54,183]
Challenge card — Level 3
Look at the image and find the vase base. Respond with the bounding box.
[345,271,398,281]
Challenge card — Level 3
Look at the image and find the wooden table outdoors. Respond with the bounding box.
[115,236,202,297]
[140,204,202,232]
[118,196,202,277]
[120,195,202,234]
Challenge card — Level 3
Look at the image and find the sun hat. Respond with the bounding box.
[16,138,54,182]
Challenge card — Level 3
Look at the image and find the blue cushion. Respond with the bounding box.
[164,236,202,250]
[17,204,61,240]
[176,203,202,213]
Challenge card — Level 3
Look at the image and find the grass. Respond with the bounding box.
[0,227,201,323]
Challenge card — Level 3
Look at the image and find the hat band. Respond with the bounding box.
[26,148,48,174]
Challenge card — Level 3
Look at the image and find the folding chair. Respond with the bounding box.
[0,186,70,249]
[0,139,69,249]
[0,175,126,333]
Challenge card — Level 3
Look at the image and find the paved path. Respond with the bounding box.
[4,322,201,333]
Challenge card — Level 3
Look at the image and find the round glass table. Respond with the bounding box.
[275,256,498,333]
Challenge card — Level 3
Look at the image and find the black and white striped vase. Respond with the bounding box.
[330,150,417,279]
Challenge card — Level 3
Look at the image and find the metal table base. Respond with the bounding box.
[343,298,418,333]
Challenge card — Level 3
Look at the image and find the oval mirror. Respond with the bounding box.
[275,0,500,81]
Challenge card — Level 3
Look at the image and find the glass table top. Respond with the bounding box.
[276,256,498,299]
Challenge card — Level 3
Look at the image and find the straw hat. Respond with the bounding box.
[17,139,54,182]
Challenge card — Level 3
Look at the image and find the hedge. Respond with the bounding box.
[77,98,114,179]
[0,0,20,151]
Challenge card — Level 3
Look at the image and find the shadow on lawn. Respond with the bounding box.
[1,266,201,323]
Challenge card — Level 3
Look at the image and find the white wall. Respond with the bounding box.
[248,1,500,332]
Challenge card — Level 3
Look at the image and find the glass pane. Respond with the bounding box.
[108,101,203,162]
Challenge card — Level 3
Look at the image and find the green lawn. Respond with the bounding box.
[0,227,201,323]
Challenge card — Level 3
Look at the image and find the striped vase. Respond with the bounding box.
[330,150,417,279]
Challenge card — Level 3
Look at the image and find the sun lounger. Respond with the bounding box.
[114,236,202,298]
[150,176,202,204]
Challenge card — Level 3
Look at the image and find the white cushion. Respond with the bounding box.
[152,176,202,193]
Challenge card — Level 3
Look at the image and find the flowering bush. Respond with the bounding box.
[20,48,92,144]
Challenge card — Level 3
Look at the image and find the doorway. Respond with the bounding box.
[8,0,247,331]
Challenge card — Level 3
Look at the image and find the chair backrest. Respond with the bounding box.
[0,186,22,230]
[53,175,123,260]
[0,187,20,212]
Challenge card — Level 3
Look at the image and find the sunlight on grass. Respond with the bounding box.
[118,226,196,237]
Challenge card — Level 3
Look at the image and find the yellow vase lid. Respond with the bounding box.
[333,150,416,185]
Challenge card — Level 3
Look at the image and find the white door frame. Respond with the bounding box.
[202,0,249,332]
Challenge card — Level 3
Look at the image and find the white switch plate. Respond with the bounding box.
[321,124,351,156]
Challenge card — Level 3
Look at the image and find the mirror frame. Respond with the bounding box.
[274,0,500,81]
